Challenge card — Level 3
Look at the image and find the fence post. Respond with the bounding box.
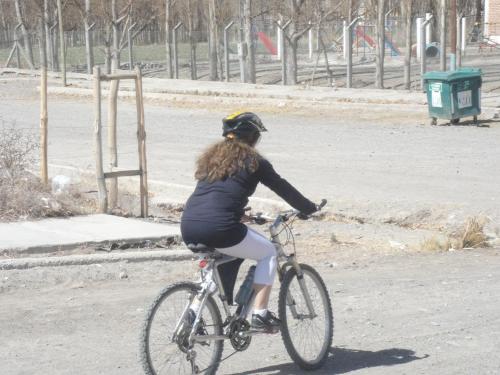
[456,15,462,68]
[346,17,360,89]
[461,17,466,56]
[421,16,433,90]
[224,21,235,82]
[93,66,107,213]
[135,66,148,218]
[277,20,282,60]
[416,17,422,61]
[173,22,182,79]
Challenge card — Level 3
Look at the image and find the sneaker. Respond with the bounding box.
[251,311,281,333]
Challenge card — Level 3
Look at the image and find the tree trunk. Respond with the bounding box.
[243,0,255,83]
[14,0,34,67]
[111,0,120,69]
[208,0,219,80]
[187,0,198,80]
[375,0,386,89]
[45,1,54,70]
[165,0,173,78]
[404,0,413,90]
[0,1,8,42]
[286,35,298,85]
[475,0,482,24]
[84,0,94,74]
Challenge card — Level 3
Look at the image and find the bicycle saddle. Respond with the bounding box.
[187,243,216,253]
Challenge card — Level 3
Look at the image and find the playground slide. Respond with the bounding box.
[355,27,400,56]
[257,32,277,55]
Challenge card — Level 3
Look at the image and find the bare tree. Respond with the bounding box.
[73,0,95,74]
[14,0,34,67]
[276,0,313,85]
[373,0,386,88]
[242,0,256,83]
[165,0,175,78]
[208,0,219,80]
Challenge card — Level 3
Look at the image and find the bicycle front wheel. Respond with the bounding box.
[278,264,333,370]
[140,282,223,375]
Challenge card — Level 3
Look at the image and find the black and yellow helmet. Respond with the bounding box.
[222,111,267,145]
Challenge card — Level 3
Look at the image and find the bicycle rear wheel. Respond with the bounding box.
[140,282,223,375]
[278,264,333,370]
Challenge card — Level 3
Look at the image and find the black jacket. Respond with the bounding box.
[181,158,316,248]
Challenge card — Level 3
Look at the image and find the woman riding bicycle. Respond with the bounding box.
[181,111,318,333]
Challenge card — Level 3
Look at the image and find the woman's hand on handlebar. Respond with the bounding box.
[298,199,327,220]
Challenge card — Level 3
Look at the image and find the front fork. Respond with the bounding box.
[281,258,317,319]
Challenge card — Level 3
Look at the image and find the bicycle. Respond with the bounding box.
[140,199,333,374]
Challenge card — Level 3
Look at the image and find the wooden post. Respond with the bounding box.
[56,0,66,86]
[93,66,108,213]
[40,66,48,185]
[135,67,148,217]
[107,69,120,209]
[40,1,48,185]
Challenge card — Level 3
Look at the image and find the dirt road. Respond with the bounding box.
[1,78,499,227]
[1,248,500,374]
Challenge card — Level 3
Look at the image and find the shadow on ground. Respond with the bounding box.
[227,347,429,374]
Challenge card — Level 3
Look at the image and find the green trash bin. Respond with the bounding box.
[423,68,482,125]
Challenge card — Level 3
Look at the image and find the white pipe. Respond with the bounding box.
[416,17,423,61]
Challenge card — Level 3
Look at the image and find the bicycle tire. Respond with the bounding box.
[140,282,223,375]
[278,264,333,370]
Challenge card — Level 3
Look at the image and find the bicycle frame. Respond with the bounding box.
[181,212,318,346]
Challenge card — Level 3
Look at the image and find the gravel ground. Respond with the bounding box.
[1,248,500,374]
[1,77,500,374]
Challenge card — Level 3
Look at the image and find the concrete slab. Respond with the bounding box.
[0,214,180,254]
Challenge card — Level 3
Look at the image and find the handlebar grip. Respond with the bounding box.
[318,199,327,209]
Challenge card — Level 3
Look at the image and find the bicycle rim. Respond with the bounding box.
[140,282,223,375]
[278,264,333,370]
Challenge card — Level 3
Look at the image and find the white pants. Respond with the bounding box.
[216,227,277,285]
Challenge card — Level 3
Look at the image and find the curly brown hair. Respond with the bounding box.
[195,138,261,182]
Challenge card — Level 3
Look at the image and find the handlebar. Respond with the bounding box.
[248,199,327,225]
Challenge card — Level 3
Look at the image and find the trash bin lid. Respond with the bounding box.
[423,68,482,81]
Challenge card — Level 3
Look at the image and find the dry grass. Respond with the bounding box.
[420,236,452,251]
[421,216,489,251]
[454,217,489,249]
[0,123,98,221]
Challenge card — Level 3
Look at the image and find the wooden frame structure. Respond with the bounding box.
[93,66,149,217]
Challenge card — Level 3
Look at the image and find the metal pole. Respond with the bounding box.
[128,23,137,70]
[440,0,447,71]
[416,18,423,61]
[277,20,282,60]
[421,16,433,90]
[346,17,360,89]
[456,15,462,68]
[461,17,467,54]
[224,21,234,82]
[173,22,182,79]
[343,20,348,60]
[450,0,457,70]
